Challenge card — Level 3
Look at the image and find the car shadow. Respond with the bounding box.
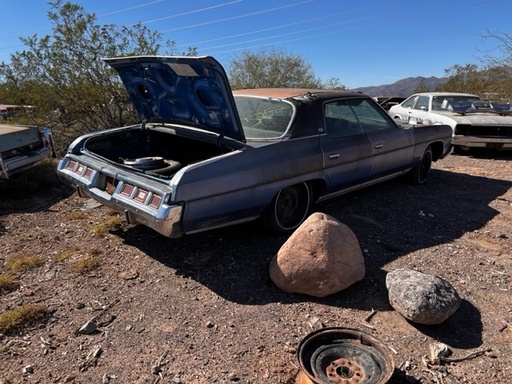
[120,167,510,313]
[0,161,75,216]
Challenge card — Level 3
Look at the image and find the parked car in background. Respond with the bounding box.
[373,96,406,111]
[57,55,452,238]
[0,125,54,179]
[388,92,512,153]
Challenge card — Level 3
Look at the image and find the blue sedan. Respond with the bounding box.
[57,56,452,237]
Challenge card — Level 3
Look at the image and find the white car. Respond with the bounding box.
[388,92,512,153]
[1,125,54,179]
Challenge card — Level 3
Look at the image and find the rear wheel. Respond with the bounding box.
[408,146,432,185]
[263,182,312,234]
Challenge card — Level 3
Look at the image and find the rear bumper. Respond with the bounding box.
[57,154,184,238]
[452,135,512,150]
[0,146,51,179]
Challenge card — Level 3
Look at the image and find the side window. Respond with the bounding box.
[346,98,395,133]
[324,101,362,138]
[401,96,416,109]
[414,96,429,110]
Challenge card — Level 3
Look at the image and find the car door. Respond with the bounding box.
[407,95,430,125]
[319,100,374,194]
[346,98,415,178]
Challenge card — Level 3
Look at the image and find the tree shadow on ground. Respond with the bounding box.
[120,166,511,310]
[0,160,75,217]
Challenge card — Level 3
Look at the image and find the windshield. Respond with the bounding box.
[432,95,480,111]
[234,95,294,139]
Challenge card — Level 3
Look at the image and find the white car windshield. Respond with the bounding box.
[234,96,294,139]
[432,95,480,111]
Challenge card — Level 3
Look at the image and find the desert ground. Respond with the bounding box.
[1,149,511,383]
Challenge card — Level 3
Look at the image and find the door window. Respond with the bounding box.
[346,98,395,133]
[324,101,363,138]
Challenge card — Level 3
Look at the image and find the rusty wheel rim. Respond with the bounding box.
[297,328,395,384]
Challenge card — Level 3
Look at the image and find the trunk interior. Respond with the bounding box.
[83,127,232,177]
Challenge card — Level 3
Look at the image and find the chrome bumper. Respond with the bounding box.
[452,135,512,149]
[57,154,184,238]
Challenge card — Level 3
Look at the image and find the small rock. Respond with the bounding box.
[386,268,461,325]
[228,371,239,381]
[44,270,57,281]
[152,365,162,375]
[78,320,98,335]
[102,373,111,383]
[75,302,86,310]
[119,269,139,280]
[22,365,34,375]
[430,342,451,361]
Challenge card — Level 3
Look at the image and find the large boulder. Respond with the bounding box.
[386,268,461,325]
[269,212,365,298]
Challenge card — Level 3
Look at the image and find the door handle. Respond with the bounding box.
[329,153,340,159]
[374,144,383,149]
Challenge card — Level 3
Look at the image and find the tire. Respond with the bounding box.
[263,182,312,234]
[408,146,432,185]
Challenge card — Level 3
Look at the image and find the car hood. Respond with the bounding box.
[104,55,245,142]
[434,111,512,126]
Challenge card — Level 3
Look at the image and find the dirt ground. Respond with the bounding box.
[1,149,511,384]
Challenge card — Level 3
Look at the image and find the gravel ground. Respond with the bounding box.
[0,150,511,384]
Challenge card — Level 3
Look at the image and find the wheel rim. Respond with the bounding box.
[297,327,395,384]
[418,149,432,183]
[274,183,311,230]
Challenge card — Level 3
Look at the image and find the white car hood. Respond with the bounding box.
[434,111,512,126]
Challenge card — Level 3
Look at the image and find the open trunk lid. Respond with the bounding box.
[104,55,245,143]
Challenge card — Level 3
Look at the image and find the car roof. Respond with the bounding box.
[232,88,367,100]
[410,92,480,98]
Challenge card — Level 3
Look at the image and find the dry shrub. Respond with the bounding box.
[90,215,123,235]
[70,256,101,274]
[0,274,19,294]
[53,250,79,262]
[4,254,44,273]
[0,304,47,334]
[66,212,89,220]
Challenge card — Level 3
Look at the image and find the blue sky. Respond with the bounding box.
[0,0,509,88]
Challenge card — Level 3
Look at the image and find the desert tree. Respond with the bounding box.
[435,64,490,95]
[228,48,326,89]
[321,77,348,91]
[0,1,192,153]
[479,31,512,100]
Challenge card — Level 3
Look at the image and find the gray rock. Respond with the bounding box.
[78,320,98,335]
[386,268,461,325]
[22,365,34,375]
[269,212,365,298]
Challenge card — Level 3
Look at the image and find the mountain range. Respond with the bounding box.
[351,76,447,97]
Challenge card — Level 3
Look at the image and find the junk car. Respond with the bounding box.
[57,56,452,237]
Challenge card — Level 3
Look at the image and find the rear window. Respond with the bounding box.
[432,95,480,110]
[234,96,294,139]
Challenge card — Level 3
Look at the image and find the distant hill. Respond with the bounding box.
[351,76,447,97]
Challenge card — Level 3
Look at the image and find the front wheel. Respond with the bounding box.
[408,146,433,185]
[263,182,312,234]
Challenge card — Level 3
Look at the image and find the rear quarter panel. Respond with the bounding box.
[173,136,323,232]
